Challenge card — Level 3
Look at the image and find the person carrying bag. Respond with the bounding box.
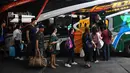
[28,24,47,67]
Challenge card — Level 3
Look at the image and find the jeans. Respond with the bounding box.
[103,43,110,60]
[14,40,21,57]
[66,48,75,64]
[83,47,93,62]
[39,48,46,57]
[93,48,97,61]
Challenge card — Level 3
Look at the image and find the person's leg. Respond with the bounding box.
[18,40,21,58]
[71,48,78,65]
[51,54,56,69]
[103,43,107,60]
[86,51,91,68]
[66,49,71,64]
[106,44,110,60]
[108,44,110,60]
[83,46,87,62]
[28,43,33,57]
[53,54,59,66]
[40,48,43,56]
[89,47,93,62]
[15,40,21,58]
[42,48,47,58]
[65,49,72,67]
[93,49,97,62]
[17,40,24,60]
[26,43,30,58]
[84,51,88,63]
[71,49,74,62]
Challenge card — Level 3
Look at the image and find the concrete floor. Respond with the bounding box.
[0,57,130,73]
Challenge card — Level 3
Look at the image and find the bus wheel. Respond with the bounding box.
[124,44,130,57]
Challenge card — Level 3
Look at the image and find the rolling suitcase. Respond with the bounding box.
[9,46,15,57]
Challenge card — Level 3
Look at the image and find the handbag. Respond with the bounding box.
[97,38,104,49]
[56,42,60,50]
[28,51,47,67]
[86,41,93,48]
[96,33,104,49]
[65,38,73,49]
[48,44,54,52]
[69,39,73,49]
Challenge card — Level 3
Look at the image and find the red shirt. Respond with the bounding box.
[102,29,111,45]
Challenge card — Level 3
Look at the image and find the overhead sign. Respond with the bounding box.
[79,0,130,15]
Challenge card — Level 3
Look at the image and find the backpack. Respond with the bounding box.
[86,33,94,49]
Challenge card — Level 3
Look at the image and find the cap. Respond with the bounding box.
[39,24,45,28]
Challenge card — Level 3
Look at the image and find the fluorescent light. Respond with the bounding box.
[10,14,35,23]
[71,14,77,18]
[58,15,65,17]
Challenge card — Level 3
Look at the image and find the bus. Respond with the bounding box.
[1,0,130,56]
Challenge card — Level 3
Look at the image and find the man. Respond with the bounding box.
[26,18,37,57]
[36,24,45,57]
[101,25,112,61]
[0,21,6,43]
[0,21,7,58]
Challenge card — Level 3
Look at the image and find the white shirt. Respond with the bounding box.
[13,29,22,41]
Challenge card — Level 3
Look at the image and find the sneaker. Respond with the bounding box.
[15,57,20,60]
[19,57,24,60]
[65,64,71,68]
[71,62,78,65]
[94,60,99,63]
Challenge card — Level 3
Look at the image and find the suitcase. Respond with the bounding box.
[9,46,15,57]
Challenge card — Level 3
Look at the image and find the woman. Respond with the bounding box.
[82,27,96,68]
[13,25,23,60]
[65,28,77,68]
[49,28,59,69]
[91,26,100,63]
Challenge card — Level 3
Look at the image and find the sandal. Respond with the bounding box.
[54,64,59,67]
[85,64,91,68]
[51,65,56,69]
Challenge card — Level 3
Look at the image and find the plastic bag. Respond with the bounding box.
[80,49,85,57]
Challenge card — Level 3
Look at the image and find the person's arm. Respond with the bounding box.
[36,40,40,52]
[36,33,40,55]
[13,30,16,40]
[92,40,96,48]
[89,33,96,48]
[20,30,22,42]
[26,30,30,43]
[51,41,57,44]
